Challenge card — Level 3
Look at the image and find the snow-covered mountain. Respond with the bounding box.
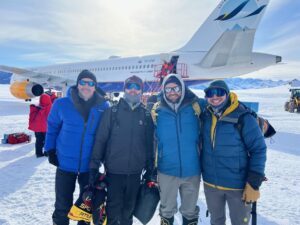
[192,78,289,90]
[0,72,11,84]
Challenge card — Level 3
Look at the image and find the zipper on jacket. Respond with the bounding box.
[212,123,217,149]
[90,113,95,129]
[212,114,220,150]
[175,114,183,177]
[78,122,87,174]
[211,117,220,186]
[127,110,135,175]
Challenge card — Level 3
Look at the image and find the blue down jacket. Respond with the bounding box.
[45,87,109,173]
[154,89,202,177]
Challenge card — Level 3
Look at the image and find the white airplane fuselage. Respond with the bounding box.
[10,51,280,93]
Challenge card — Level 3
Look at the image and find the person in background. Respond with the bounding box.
[28,93,52,157]
[146,94,158,112]
[44,69,109,225]
[201,80,267,225]
[45,89,58,103]
[89,75,154,225]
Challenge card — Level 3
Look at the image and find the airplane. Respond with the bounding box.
[0,0,281,100]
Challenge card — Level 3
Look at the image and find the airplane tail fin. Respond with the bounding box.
[177,0,270,53]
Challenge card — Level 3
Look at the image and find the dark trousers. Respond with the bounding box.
[53,168,90,225]
[35,132,45,156]
[106,173,141,225]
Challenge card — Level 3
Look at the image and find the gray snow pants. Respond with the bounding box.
[204,184,252,225]
[158,172,200,220]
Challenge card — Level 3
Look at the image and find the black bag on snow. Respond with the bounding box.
[133,181,160,224]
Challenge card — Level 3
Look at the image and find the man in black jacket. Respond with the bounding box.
[89,75,154,225]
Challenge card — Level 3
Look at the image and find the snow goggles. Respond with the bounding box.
[125,83,141,90]
[205,88,227,98]
[164,86,181,93]
[78,80,96,87]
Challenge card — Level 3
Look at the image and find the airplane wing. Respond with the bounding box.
[0,65,31,74]
[0,65,75,86]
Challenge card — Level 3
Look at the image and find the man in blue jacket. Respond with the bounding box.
[201,80,267,225]
[152,74,201,225]
[45,70,109,225]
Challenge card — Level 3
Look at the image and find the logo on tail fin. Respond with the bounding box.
[215,0,267,21]
[215,0,268,31]
[244,5,266,18]
[215,0,250,21]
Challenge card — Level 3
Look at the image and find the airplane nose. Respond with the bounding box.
[276,56,282,63]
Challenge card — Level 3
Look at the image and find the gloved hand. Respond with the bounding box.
[242,183,260,203]
[89,169,99,187]
[94,173,107,190]
[44,149,59,167]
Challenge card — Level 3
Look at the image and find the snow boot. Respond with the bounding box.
[161,216,174,225]
[182,216,198,225]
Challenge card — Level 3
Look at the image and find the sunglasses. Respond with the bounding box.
[205,88,227,98]
[165,86,181,93]
[125,83,141,91]
[78,79,96,87]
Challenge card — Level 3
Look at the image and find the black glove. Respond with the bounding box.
[89,169,99,187]
[45,149,59,167]
[94,173,107,190]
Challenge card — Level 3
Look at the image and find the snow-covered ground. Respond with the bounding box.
[0,84,299,225]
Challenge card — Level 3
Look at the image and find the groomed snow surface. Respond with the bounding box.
[0,84,299,225]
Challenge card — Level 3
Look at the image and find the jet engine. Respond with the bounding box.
[10,80,44,100]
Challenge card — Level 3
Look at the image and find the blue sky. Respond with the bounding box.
[0,0,299,69]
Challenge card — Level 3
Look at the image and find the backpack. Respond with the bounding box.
[29,105,40,123]
[28,105,41,131]
[221,102,276,140]
[7,133,31,144]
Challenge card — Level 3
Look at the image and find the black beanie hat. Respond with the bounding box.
[124,75,143,91]
[204,80,230,95]
[77,70,97,86]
